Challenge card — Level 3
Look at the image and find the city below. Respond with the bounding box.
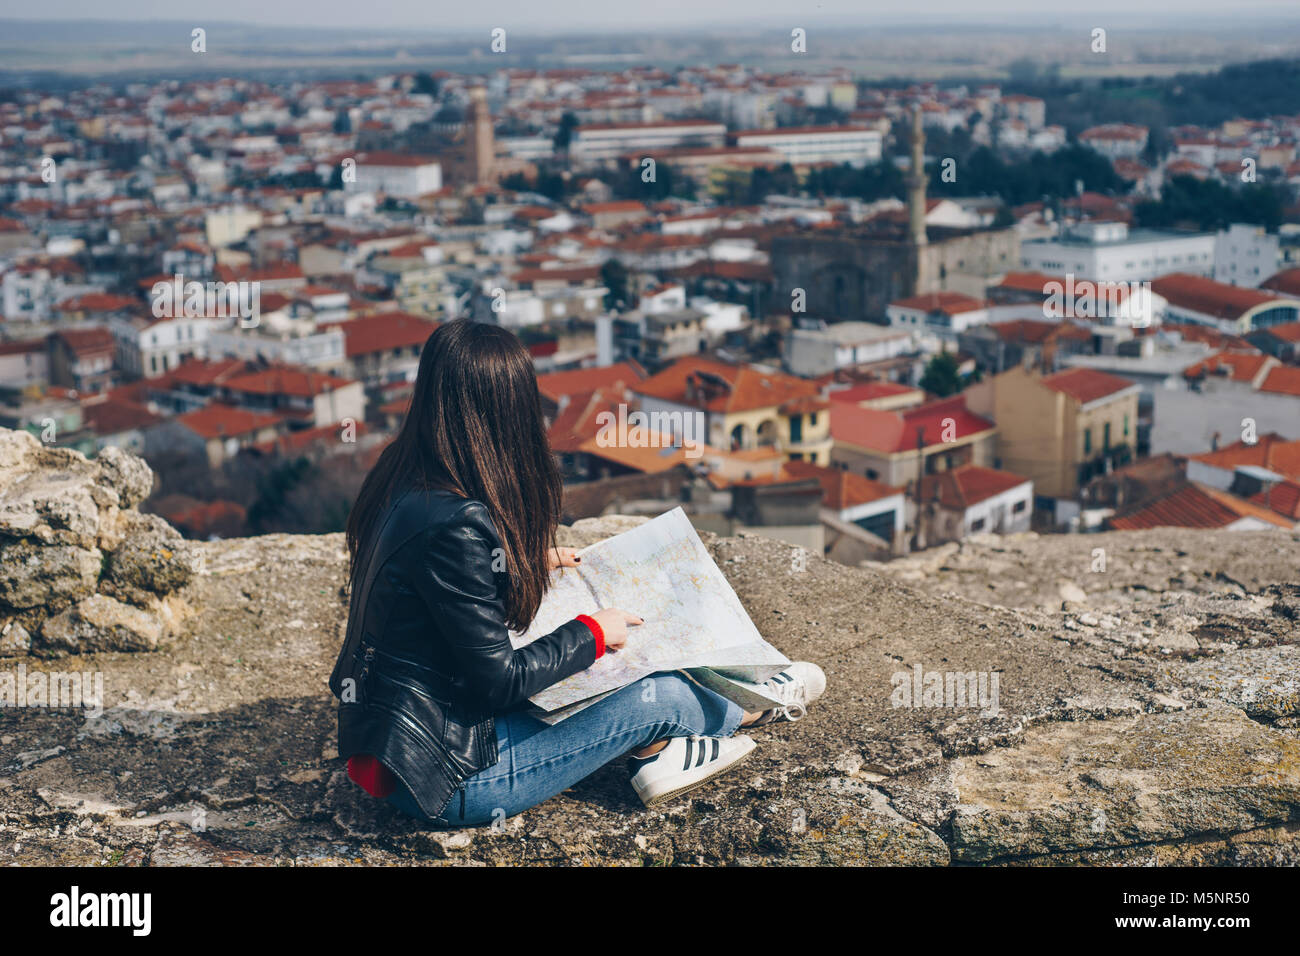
[2,31,1300,557]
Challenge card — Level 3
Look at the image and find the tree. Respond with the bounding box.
[600,258,631,312]
[1135,175,1289,232]
[919,351,963,398]
[411,73,440,98]
[554,112,579,153]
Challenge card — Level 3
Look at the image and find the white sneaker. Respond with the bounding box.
[629,734,757,806]
[748,662,827,726]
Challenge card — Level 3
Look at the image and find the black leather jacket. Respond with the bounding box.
[329,485,599,819]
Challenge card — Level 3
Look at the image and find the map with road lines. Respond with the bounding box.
[511,508,789,717]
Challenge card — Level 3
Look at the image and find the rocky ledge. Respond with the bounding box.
[0,435,1298,865]
[0,429,200,657]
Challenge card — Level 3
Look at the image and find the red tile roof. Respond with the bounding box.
[222,366,354,398]
[56,292,138,313]
[1182,350,1271,382]
[82,398,162,435]
[1150,273,1287,321]
[354,151,442,168]
[176,403,281,440]
[1040,367,1138,404]
[1187,433,1300,479]
[1261,268,1300,298]
[781,460,900,509]
[169,357,250,387]
[251,421,368,456]
[546,386,629,453]
[1109,481,1293,530]
[987,318,1092,344]
[1258,364,1300,397]
[830,395,995,454]
[915,464,1031,510]
[1250,479,1300,521]
[582,201,648,215]
[633,356,820,415]
[890,291,984,314]
[1255,321,1300,344]
[322,312,436,358]
[536,362,644,404]
[51,327,115,355]
[510,265,603,286]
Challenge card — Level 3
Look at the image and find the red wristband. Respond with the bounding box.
[576,613,604,658]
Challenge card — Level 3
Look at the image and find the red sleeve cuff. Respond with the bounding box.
[576,613,604,658]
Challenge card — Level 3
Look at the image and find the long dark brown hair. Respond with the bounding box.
[346,319,562,631]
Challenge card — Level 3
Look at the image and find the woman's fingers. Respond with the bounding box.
[622,610,644,626]
[547,547,582,570]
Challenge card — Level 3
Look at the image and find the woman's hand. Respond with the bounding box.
[547,547,581,571]
[590,608,642,652]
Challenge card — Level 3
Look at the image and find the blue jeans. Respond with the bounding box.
[387,670,744,826]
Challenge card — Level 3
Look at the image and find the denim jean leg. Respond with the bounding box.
[447,670,744,825]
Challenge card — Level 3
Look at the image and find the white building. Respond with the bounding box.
[785,320,913,376]
[1079,124,1149,160]
[345,152,442,198]
[730,126,883,168]
[206,324,346,370]
[570,121,727,164]
[111,314,219,378]
[1214,223,1281,288]
[1020,221,1215,282]
[886,292,990,338]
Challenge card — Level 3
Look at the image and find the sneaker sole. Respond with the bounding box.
[636,737,757,807]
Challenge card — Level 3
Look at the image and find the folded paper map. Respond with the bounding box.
[510,507,790,720]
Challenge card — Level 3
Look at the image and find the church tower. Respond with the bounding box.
[907,105,929,294]
[466,86,495,185]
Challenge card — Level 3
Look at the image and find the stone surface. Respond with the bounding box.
[0,541,102,610]
[0,494,1298,865]
[39,593,166,654]
[102,512,201,605]
[950,704,1300,863]
[0,427,193,654]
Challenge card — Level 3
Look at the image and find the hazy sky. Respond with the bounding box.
[4,0,1300,31]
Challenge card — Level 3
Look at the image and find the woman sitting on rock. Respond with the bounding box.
[329,319,824,826]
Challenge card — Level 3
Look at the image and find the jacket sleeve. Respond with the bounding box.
[413,501,600,712]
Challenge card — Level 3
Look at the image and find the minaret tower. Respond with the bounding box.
[907,105,929,294]
[467,86,494,185]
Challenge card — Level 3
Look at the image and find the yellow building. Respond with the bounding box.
[632,356,833,465]
[979,365,1141,501]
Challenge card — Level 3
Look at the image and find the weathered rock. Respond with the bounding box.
[1057,580,1088,604]
[0,427,191,654]
[950,704,1300,863]
[0,541,101,610]
[39,593,165,654]
[1164,647,1300,721]
[103,512,201,604]
[94,443,155,509]
[0,619,32,656]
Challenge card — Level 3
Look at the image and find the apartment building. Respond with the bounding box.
[570,121,727,164]
[978,365,1141,512]
[1020,221,1215,283]
[829,394,998,486]
[729,125,883,167]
